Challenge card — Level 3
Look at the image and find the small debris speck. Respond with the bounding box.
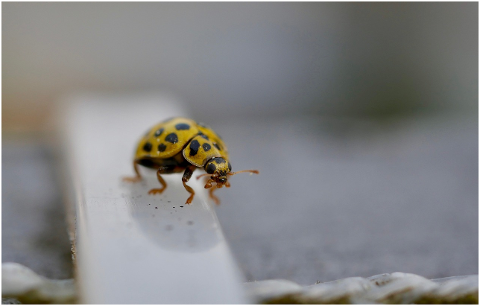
[180,206,184,208]
[148,204,151,205]
[155,207,158,209]
[168,201,171,203]
[173,207,175,208]
[188,221,194,225]
[165,225,173,231]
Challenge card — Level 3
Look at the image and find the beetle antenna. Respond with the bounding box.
[227,170,259,176]
[196,173,214,180]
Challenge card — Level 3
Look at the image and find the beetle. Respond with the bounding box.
[123,117,258,204]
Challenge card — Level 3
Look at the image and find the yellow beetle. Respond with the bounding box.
[124,117,258,204]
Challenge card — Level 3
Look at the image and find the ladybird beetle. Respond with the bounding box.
[123,117,259,205]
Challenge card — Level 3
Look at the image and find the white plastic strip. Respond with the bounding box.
[60,95,247,303]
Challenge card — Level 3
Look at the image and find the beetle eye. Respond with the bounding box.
[206,163,216,174]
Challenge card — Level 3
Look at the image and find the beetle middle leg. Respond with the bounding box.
[182,165,197,204]
[148,167,170,195]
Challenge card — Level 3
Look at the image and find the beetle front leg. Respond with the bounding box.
[208,185,221,205]
[182,165,197,204]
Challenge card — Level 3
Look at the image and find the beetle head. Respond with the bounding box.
[196,157,259,189]
[203,157,231,188]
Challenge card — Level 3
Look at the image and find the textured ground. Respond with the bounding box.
[2,113,477,286]
[2,139,73,280]
[213,113,478,285]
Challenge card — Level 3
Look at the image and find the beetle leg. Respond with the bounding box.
[123,159,142,182]
[209,185,221,205]
[204,179,214,189]
[148,167,169,195]
[182,165,197,204]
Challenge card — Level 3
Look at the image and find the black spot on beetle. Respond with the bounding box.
[202,143,211,152]
[213,157,226,164]
[165,133,178,144]
[206,163,216,174]
[175,123,190,130]
[197,132,209,140]
[158,143,167,152]
[143,142,152,152]
[213,143,221,151]
[189,140,200,156]
[154,128,164,137]
[228,162,232,171]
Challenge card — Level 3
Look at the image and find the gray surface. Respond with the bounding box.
[2,112,477,288]
[2,140,73,279]
[212,113,478,285]
[3,3,477,124]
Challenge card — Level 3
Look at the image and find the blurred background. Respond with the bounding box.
[3,2,477,285]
